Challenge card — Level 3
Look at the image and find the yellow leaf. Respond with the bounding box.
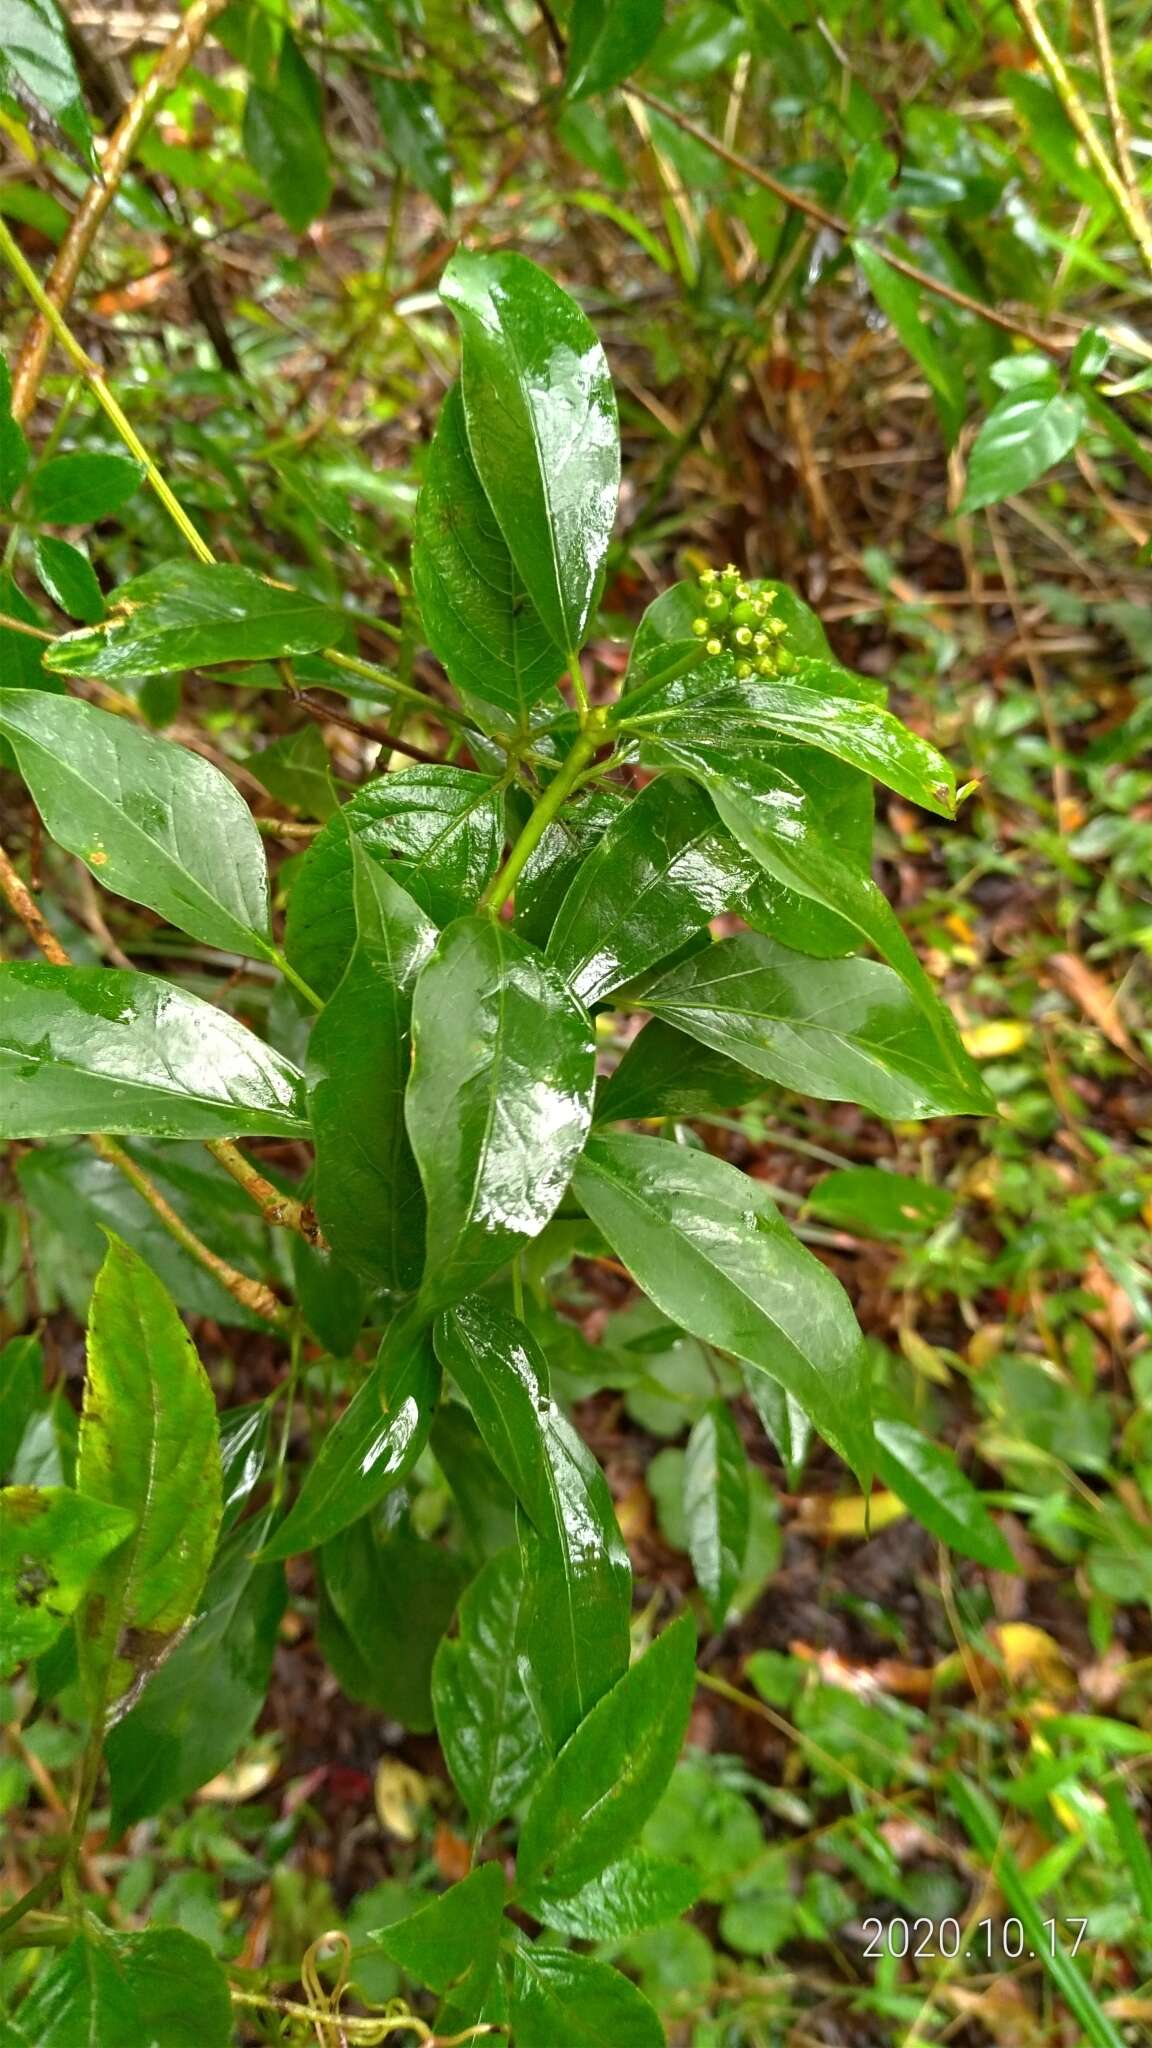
[961,1020,1031,1059]
[374,1758,428,1840]
[991,1624,1074,1697]
[898,1326,954,1385]
[798,1491,907,1539]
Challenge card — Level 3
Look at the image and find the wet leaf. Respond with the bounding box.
[435,1297,631,1742]
[42,559,341,681]
[574,1133,872,1480]
[442,249,619,655]
[511,1947,665,2048]
[0,965,309,1140]
[407,917,596,1309]
[0,690,274,958]
[567,0,665,100]
[432,1544,550,1835]
[261,1315,440,1559]
[517,1611,697,1896]
[547,776,755,1004]
[309,841,436,1291]
[413,381,563,727]
[285,765,505,998]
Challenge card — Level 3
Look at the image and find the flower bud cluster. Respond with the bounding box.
[691,565,789,677]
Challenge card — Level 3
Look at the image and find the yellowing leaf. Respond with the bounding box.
[961,1019,1031,1058]
[991,1623,1074,1697]
[375,1758,429,1840]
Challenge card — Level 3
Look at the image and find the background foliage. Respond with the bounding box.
[0,2,1150,2044]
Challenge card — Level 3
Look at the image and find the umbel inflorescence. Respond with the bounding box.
[691,565,790,676]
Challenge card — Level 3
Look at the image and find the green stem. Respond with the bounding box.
[0,1872,57,1940]
[321,647,468,729]
[481,724,602,915]
[269,946,324,1012]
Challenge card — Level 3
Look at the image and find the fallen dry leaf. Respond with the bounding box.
[1045,951,1146,1067]
[374,1758,428,1840]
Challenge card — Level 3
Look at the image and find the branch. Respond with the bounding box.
[0,840,295,1325]
[628,88,1070,358]
[11,0,232,423]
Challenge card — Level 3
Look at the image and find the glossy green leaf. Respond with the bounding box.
[960,380,1086,514]
[597,1017,763,1123]
[42,559,341,682]
[261,1316,439,1559]
[77,1238,222,1715]
[547,776,755,1004]
[517,1612,695,1896]
[0,1,96,172]
[744,1370,812,1491]
[807,1165,955,1237]
[855,244,965,441]
[407,918,596,1308]
[218,1401,272,1528]
[741,744,872,958]
[515,786,627,946]
[529,1848,699,1940]
[7,1929,233,2048]
[243,30,331,231]
[0,690,274,958]
[637,931,984,1119]
[442,249,619,655]
[309,843,436,1290]
[567,0,665,99]
[435,1298,631,1737]
[25,451,141,526]
[683,1400,750,1627]
[432,1544,550,1834]
[375,1862,504,1999]
[648,738,990,1113]
[0,1485,134,1673]
[317,1513,467,1731]
[431,1402,517,1561]
[33,535,104,622]
[285,765,505,998]
[873,1418,1016,1570]
[510,1944,665,2048]
[413,382,563,727]
[0,965,309,1140]
[630,659,958,815]
[574,1133,871,1479]
[105,1511,286,1829]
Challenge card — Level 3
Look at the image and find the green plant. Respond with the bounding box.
[3,2,1151,2042]
[0,242,1004,2037]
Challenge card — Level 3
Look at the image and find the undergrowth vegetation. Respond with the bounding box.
[0,3,1149,2044]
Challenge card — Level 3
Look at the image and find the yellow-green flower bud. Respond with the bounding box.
[705,637,723,656]
[692,617,709,637]
[733,625,753,647]
[703,589,727,614]
[755,655,776,676]
[735,659,753,678]
[730,600,758,627]
[698,566,717,586]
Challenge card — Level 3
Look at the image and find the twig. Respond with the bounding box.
[209,1138,323,1244]
[628,88,1072,357]
[1011,0,1152,284]
[10,0,231,422]
[1088,0,1141,201]
[0,840,293,1323]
